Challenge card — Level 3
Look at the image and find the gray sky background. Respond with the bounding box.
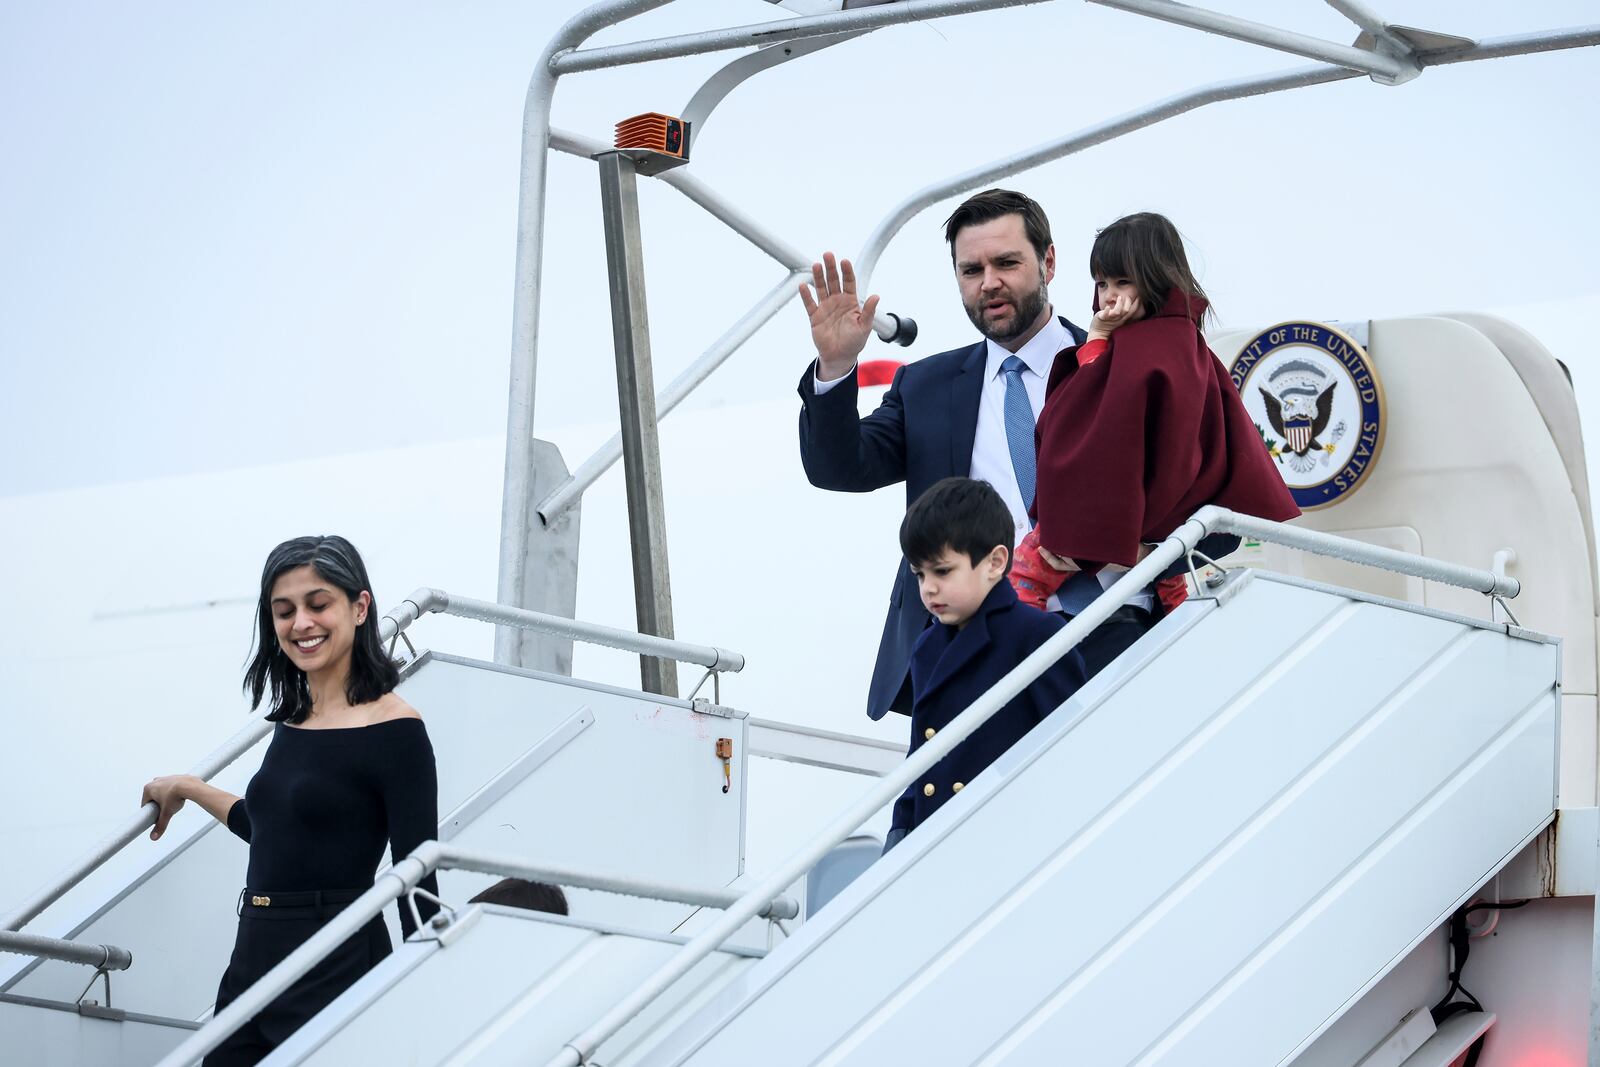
[2,1,1597,498]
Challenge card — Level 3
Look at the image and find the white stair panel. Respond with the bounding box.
[630,574,1558,1067]
[0,996,194,1065]
[261,908,760,1066]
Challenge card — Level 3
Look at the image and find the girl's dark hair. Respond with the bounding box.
[244,535,399,724]
[900,477,1015,576]
[1089,212,1212,324]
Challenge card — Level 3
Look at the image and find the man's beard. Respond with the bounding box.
[964,272,1049,344]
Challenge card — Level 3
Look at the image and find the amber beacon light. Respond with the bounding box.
[614,112,691,160]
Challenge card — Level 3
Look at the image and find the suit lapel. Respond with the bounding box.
[918,605,993,703]
[949,341,987,477]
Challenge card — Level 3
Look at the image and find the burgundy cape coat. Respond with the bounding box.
[1033,288,1300,569]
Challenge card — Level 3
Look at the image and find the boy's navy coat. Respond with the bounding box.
[889,580,1087,836]
[796,319,1088,722]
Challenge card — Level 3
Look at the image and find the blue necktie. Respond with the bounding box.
[1003,354,1101,615]
[1059,572,1103,615]
[1000,355,1036,513]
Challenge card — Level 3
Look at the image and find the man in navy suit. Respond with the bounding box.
[883,478,1087,851]
[798,188,1158,722]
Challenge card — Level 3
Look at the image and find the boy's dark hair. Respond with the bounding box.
[1088,212,1213,324]
[467,878,569,915]
[900,477,1015,575]
[244,535,399,725]
[942,188,1052,265]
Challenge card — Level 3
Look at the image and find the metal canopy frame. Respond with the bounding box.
[495,0,1600,669]
[482,6,1596,1059]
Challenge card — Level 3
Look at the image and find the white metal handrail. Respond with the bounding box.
[535,506,1523,1066]
[151,841,797,1067]
[441,844,798,919]
[391,587,745,672]
[1,590,739,940]
[0,930,133,972]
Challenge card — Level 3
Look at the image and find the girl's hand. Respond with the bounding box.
[141,775,197,840]
[1088,291,1142,341]
[1037,546,1081,573]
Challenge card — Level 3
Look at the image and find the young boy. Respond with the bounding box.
[884,477,1088,851]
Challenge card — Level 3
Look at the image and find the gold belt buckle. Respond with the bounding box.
[251,895,271,907]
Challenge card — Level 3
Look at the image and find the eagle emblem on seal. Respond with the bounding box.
[1229,320,1383,510]
[1257,359,1346,475]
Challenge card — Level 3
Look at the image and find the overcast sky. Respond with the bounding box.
[2,0,1597,498]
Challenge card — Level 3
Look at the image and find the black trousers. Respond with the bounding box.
[204,893,391,1067]
[1068,604,1159,680]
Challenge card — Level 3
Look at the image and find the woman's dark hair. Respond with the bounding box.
[900,477,1015,576]
[1089,212,1213,324]
[943,188,1052,265]
[244,535,399,724]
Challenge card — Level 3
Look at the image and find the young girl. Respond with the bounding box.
[140,535,439,1065]
[1011,212,1299,613]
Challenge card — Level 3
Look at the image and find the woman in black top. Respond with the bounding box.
[141,535,439,1066]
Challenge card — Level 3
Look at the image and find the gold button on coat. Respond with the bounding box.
[923,783,935,797]
[952,782,964,793]
[924,727,936,740]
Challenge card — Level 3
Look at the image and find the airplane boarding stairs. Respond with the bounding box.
[0,516,1562,1066]
[0,614,770,1064]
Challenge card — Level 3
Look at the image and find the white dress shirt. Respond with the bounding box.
[815,311,1150,613]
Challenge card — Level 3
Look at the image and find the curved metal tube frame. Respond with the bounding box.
[549,0,1049,74]
[505,0,1598,581]
[851,27,1596,285]
[680,32,866,136]
[494,0,676,664]
[1086,0,1409,80]
[853,62,1357,284]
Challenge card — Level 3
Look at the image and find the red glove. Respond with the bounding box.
[1155,574,1189,616]
[1010,528,1070,610]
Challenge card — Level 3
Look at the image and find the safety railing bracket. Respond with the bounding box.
[691,697,743,720]
[418,902,483,949]
[1184,563,1255,608]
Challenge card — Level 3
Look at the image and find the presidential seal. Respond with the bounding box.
[1229,321,1384,511]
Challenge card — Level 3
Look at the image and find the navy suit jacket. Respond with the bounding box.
[889,580,1086,836]
[796,316,1087,721]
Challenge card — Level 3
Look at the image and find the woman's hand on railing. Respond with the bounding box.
[140,775,241,840]
[140,776,196,840]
